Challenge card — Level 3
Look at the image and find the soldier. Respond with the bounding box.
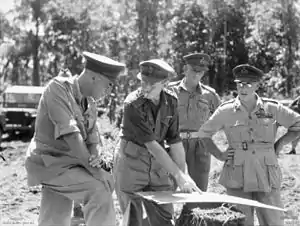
[197,64,300,226]
[25,52,125,226]
[168,53,221,211]
[287,96,300,154]
[114,59,201,226]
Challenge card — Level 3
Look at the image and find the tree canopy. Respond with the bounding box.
[1,0,300,99]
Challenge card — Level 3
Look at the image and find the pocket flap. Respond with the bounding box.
[123,141,141,159]
[234,151,245,165]
[161,117,171,126]
[264,154,278,166]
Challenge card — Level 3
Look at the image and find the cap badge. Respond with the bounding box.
[240,67,248,74]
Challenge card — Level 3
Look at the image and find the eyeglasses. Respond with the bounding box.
[236,82,254,88]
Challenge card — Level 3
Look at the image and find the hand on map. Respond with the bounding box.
[176,172,202,193]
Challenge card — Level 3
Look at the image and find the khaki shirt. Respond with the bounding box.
[168,79,221,131]
[25,75,100,186]
[120,88,181,148]
[199,95,300,192]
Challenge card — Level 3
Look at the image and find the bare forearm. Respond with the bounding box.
[145,141,183,178]
[169,142,187,173]
[276,130,300,147]
[200,137,224,161]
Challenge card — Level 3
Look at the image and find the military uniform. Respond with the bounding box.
[114,59,181,226]
[168,53,220,210]
[288,97,300,154]
[198,64,300,226]
[25,52,125,226]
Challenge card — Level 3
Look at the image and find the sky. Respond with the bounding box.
[0,1,15,13]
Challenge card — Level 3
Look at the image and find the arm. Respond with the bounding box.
[145,141,186,181]
[273,102,300,154]
[198,106,229,161]
[168,142,187,173]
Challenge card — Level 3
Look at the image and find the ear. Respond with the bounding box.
[183,65,188,72]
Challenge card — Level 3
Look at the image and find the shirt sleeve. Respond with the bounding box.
[275,102,300,131]
[165,109,181,145]
[212,92,221,112]
[122,103,156,144]
[198,106,226,138]
[44,80,80,139]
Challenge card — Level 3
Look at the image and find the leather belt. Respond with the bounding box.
[231,142,274,151]
[180,131,199,139]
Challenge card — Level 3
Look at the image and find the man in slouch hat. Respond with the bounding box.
[114,59,201,226]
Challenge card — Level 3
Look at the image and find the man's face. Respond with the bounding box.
[185,64,206,84]
[236,81,258,102]
[91,74,113,101]
[141,78,168,101]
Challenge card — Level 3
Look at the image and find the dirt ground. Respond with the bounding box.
[0,121,300,226]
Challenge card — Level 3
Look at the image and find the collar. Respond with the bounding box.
[178,78,203,94]
[233,93,264,112]
[72,75,83,105]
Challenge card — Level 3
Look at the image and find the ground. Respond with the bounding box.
[0,117,300,226]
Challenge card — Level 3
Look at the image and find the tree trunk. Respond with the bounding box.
[32,18,40,86]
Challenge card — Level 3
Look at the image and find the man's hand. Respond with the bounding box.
[175,172,202,194]
[89,154,103,168]
[219,148,235,161]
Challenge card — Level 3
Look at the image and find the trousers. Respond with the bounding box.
[227,188,284,226]
[38,166,115,226]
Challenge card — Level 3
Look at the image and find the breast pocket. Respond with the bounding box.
[254,118,276,142]
[159,117,171,138]
[226,121,249,143]
[193,99,210,123]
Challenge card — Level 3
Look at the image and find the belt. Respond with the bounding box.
[231,142,274,151]
[180,131,199,139]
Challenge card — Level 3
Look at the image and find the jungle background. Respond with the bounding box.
[2,0,300,108]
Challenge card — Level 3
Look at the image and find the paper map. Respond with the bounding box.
[137,191,286,211]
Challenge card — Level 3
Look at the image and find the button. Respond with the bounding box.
[252,151,255,154]
[249,128,253,131]
[249,116,252,119]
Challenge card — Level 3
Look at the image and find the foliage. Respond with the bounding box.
[2,0,300,122]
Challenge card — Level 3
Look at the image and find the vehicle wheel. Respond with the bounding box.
[29,119,35,137]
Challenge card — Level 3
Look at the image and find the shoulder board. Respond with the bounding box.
[201,84,217,94]
[163,88,178,99]
[261,97,279,104]
[219,98,235,107]
[167,80,181,87]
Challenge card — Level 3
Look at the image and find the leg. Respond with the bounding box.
[182,138,211,209]
[255,190,284,226]
[42,167,115,226]
[144,165,174,226]
[38,186,73,226]
[113,143,148,226]
[226,188,255,226]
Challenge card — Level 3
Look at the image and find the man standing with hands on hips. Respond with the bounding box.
[114,59,201,226]
[25,52,125,226]
[197,64,300,226]
[168,53,221,212]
